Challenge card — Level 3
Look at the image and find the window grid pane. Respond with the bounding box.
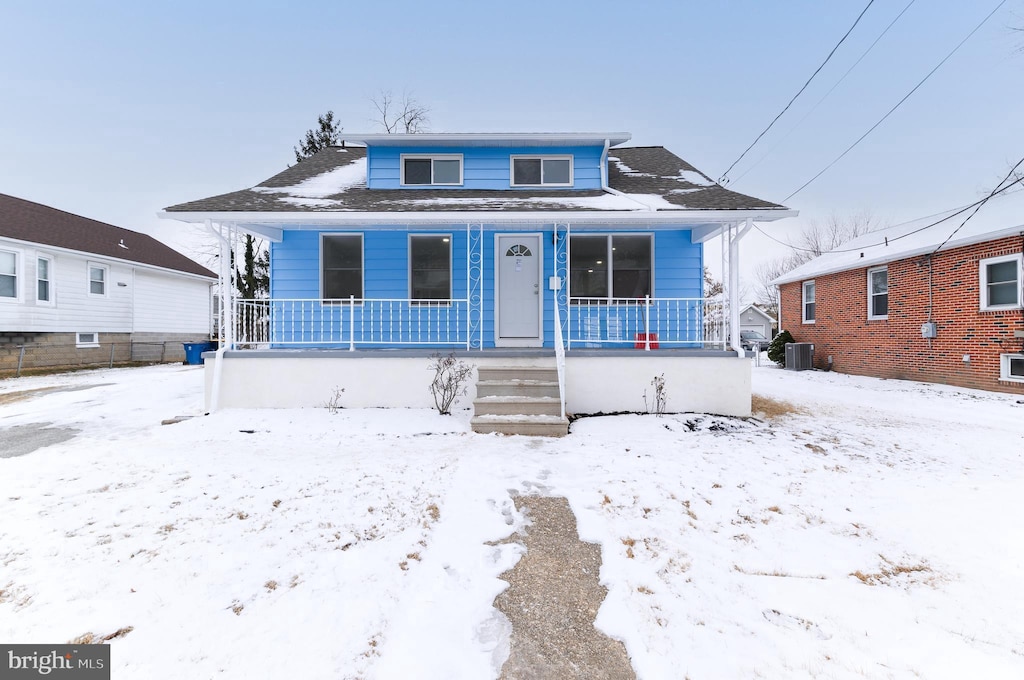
[432,160,461,184]
[1010,357,1024,378]
[323,236,363,299]
[611,236,651,298]
[542,159,570,184]
[404,159,432,185]
[411,236,451,300]
[513,159,542,185]
[569,236,608,299]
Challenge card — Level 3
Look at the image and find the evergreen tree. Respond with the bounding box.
[767,329,794,367]
[294,110,342,163]
[234,235,270,298]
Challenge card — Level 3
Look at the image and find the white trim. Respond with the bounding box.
[88,262,108,297]
[319,233,365,301]
[979,253,1022,311]
[0,247,21,302]
[408,233,453,302]
[494,233,544,347]
[802,280,816,324]
[867,266,888,320]
[510,155,574,187]
[1000,354,1024,382]
[399,154,464,186]
[76,332,100,348]
[342,132,632,147]
[36,254,54,306]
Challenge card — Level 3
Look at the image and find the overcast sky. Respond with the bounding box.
[2,0,1022,291]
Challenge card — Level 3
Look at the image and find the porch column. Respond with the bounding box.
[728,218,754,357]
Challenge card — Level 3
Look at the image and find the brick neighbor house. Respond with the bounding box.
[772,211,1024,394]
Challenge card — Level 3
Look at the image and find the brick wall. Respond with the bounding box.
[779,234,1024,394]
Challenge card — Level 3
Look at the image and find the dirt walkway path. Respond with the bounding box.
[494,495,636,680]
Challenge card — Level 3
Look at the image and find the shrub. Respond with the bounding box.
[767,329,794,366]
[428,353,475,415]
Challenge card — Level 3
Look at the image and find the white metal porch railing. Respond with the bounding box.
[566,296,726,349]
[235,298,471,349]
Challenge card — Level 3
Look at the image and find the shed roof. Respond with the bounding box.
[0,193,215,279]
[163,145,787,215]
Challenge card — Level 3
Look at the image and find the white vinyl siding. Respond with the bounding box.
[867,266,888,319]
[802,281,816,323]
[0,249,18,300]
[510,155,574,187]
[400,154,463,186]
[133,271,212,333]
[980,254,1021,311]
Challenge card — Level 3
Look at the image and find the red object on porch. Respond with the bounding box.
[634,333,659,349]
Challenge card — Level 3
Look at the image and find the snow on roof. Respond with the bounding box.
[253,157,367,198]
[772,191,1024,285]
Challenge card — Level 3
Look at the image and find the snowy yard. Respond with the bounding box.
[1,362,1022,679]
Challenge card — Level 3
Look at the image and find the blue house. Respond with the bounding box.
[162,132,795,433]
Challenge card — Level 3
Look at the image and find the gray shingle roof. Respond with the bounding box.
[0,193,215,278]
[164,145,785,214]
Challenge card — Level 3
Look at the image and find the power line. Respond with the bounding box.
[783,0,1008,203]
[718,0,877,186]
[731,0,917,187]
[931,157,1024,254]
[753,177,1024,254]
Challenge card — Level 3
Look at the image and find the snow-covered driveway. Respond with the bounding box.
[1,363,1022,679]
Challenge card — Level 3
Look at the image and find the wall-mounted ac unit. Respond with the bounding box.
[785,342,814,371]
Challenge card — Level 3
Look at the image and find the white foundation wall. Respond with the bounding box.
[204,353,751,417]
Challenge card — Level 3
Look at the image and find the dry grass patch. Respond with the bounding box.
[852,557,933,586]
[751,394,803,420]
[68,627,134,644]
[622,537,636,559]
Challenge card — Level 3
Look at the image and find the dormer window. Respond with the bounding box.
[400,154,463,186]
[511,155,573,187]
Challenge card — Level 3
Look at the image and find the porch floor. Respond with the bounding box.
[206,348,739,359]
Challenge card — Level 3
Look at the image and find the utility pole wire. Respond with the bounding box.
[718,0,876,185]
[931,156,1024,254]
[731,0,917,187]
[783,0,1008,203]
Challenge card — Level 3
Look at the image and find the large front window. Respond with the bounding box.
[570,235,652,300]
[410,235,451,301]
[980,255,1021,310]
[322,234,363,300]
[401,155,463,186]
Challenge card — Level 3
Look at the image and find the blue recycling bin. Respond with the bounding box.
[183,341,217,365]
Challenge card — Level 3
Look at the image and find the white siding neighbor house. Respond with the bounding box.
[0,193,216,373]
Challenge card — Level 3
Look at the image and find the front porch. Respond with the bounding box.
[201,347,751,417]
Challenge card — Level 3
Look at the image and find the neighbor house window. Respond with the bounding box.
[88,263,107,296]
[400,154,463,186]
[1002,354,1024,382]
[867,266,888,319]
[569,234,652,301]
[37,257,52,303]
[76,332,99,348]
[511,156,573,187]
[802,280,816,323]
[0,249,17,299]
[980,254,1021,310]
[322,234,363,300]
[409,235,452,302]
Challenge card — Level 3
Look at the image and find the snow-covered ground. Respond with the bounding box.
[1,363,1022,679]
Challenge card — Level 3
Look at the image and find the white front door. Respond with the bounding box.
[495,234,542,347]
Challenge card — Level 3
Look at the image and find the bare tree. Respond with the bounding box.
[751,256,797,320]
[371,90,430,133]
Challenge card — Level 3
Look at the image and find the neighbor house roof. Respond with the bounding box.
[0,193,215,279]
[739,303,776,323]
[772,194,1024,286]
[163,145,787,215]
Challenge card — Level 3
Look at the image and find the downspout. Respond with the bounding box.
[205,219,231,413]
[600,138,655,210]
[729,218,754,357]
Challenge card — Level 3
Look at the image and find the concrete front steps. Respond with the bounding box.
[471,365,569,437]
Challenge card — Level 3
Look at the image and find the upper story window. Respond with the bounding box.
[88,263,108,296]
[37,256,53,303]
[0,249,17,299]
[409,235,452,302]
[511,156,573,187]
[569,234,652,301]
[980,254,1021,311]
[867,266,888,319]
[802,280,816,323]
[322,234,363,300]
[400,154,463,186]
